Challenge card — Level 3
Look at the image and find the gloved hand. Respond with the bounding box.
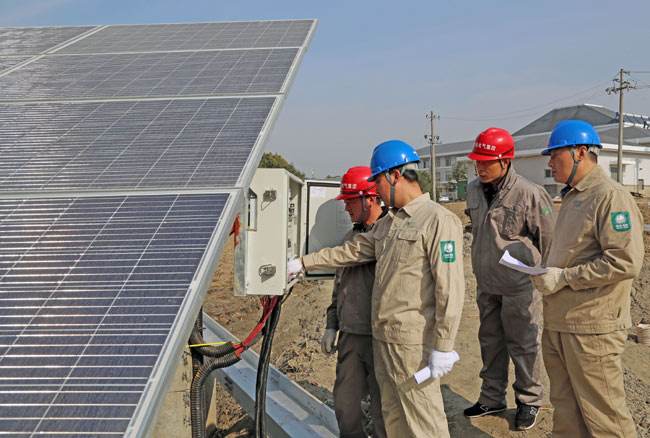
[428,350,460,379]
[531,267,567,296]
[287,257,304,281]
[320,329,338,354]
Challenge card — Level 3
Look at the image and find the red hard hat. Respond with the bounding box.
[336,166,378,200]
[467,127,515,161]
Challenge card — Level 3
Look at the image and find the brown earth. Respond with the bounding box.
[203,200,650,437]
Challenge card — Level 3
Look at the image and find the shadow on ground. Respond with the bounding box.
[443,384,493,437]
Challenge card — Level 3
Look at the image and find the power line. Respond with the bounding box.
[442,80,610,122]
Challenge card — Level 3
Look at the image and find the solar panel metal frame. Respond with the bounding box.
[0,18,317,437]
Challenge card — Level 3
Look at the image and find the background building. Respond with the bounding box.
[418,104,650,199]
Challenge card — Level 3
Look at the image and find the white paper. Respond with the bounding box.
[498,250,548,275]
[414,367,431,384]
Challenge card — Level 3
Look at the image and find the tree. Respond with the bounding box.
[451,161,468,183]
[416,170,442,200]
[258,152,305,179]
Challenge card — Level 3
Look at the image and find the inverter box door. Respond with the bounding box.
[301,180,353,277]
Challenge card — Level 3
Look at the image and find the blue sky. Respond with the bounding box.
[2,0,649,177]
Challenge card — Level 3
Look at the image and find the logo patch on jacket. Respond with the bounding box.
[440,241,456,263]
[610,211,631,232]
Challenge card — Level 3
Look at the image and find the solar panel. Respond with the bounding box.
[0,192,231,436]
[0,49,298,101]
[0,18,315,437]
[58,21,313,54]
[0,27,94,56]
[0,57,30,73]
[0,97,275,191]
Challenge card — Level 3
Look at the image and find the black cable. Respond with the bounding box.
[190,352,242,438]
[254,298,283,438]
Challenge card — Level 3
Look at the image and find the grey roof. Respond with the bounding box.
[418,104,650,158]
[514,104,650,136]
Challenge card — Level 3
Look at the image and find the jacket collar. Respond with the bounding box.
[572,164,606,192]
[400,193,431,217]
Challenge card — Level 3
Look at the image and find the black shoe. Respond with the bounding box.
[463,402,507,418]
[515,404,540,430]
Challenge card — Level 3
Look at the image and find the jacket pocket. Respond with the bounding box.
[494,206,524,238]
[395,228,421,263]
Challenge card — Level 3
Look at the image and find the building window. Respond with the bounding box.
[544,169,552,178]
[445,157,452,167]
[609,164,626,180]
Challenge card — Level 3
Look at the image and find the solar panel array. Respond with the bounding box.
[0,49,298,101]
[0,98,275,191]
[0,19,315,437]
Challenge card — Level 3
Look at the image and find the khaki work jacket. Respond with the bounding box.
[326,228,375,335]
[303,193,465,350]
[544,165,644,334]
[466,167,555,294]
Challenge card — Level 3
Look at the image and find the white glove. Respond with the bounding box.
[320,328,337,354]
[287,257,304,281]
[531,267,566,296]
[428,350,460,379]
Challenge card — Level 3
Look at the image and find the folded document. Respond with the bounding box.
[498,250,548,275]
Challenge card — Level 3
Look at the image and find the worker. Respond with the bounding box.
[289,140,465,437]
[464,128,555,430]
[322,166,386,438]
[531,119,644,437]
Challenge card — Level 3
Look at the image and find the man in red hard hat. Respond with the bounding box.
[322,166,386,438]
[464,128,555,430]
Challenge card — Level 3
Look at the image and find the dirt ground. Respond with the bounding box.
[203,200,650,437]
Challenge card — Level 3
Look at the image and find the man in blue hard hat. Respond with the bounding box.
[530,120,644,437]
[289,140,465,437]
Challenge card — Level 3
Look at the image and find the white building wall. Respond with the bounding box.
[513,151,650,195]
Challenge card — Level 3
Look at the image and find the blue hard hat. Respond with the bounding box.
[368,140,420,181]
[541,119,602,156]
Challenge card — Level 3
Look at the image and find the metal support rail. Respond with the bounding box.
[202,312,338,438]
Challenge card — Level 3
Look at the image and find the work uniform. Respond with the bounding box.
[303,193,465,437]
[466,166,554,408]
[326,226,386,438]
[543,165,643,437]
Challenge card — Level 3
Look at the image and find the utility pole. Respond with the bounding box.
[425,111,440,201]
[606,69,635,183]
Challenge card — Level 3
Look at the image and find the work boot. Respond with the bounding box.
[514,404,539,430]
[463,402,507,418]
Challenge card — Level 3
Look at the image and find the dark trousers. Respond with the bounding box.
[476,289,544,407]
[334,332,386,438]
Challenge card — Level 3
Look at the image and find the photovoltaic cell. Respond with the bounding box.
[0,192,229,436]
[0,97,275,191]
[0,27,94,56]
[0,56,30,73]
[0,49,298,101]
[58,21,313,54]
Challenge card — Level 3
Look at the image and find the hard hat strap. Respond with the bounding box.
[565,148,581,186]
[384,171,397,209]
[358,194,370,224]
